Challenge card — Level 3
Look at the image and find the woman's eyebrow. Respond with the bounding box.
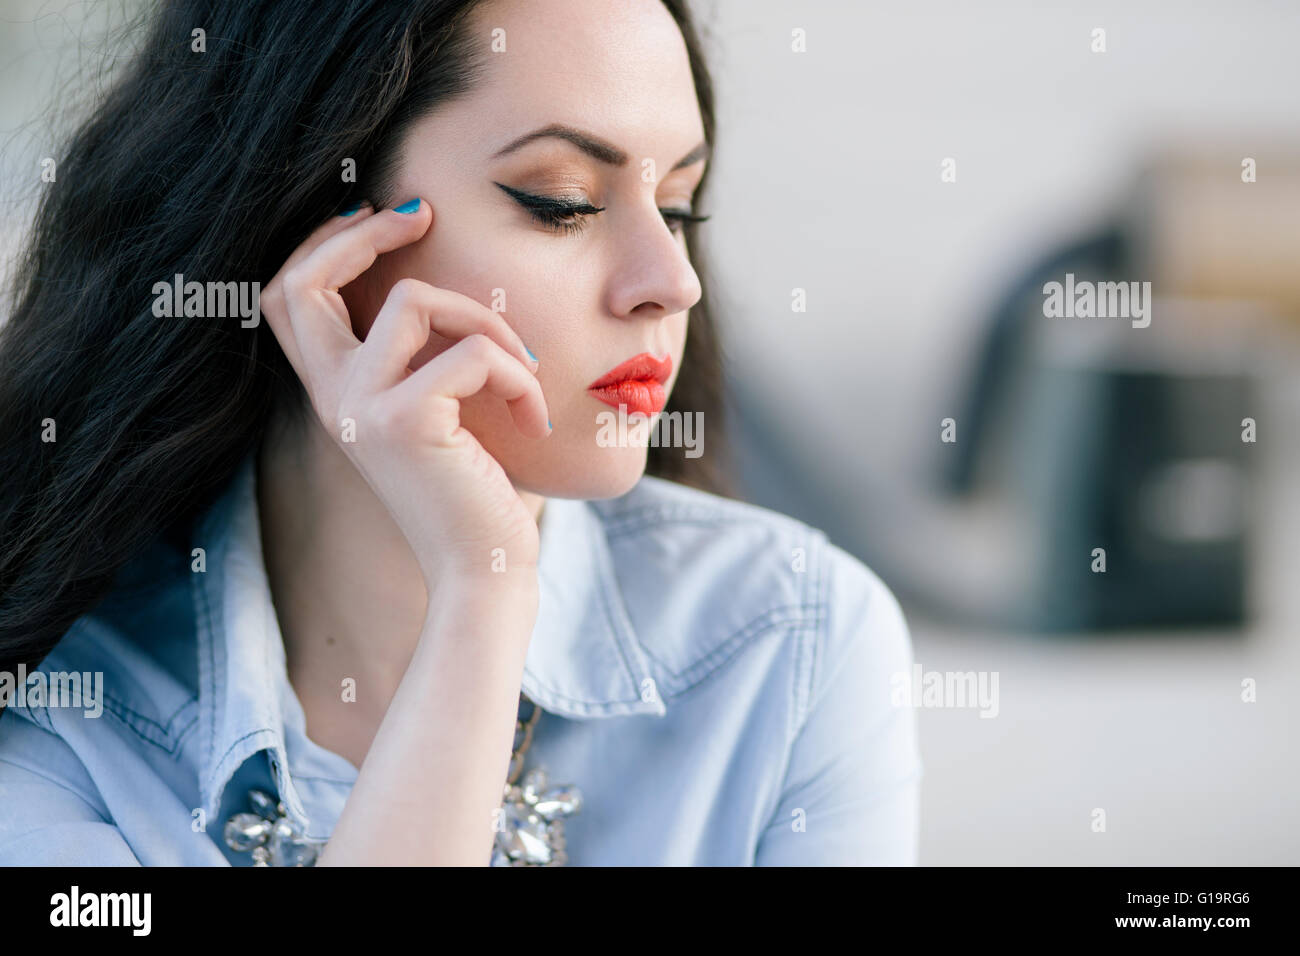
[491,122,710,171]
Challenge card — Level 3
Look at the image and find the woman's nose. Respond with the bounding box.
[605,211,703,320]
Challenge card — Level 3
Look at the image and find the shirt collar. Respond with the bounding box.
[526,491,666,719]
[192,451,665,830]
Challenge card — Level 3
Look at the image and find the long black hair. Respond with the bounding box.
[0,0,725,675]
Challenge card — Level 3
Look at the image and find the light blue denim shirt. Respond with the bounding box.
[0,452,921,865]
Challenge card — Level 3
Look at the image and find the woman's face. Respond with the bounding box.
[343,0,707,499]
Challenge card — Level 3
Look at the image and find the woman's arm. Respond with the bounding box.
[259,201,551,865]
[316,572,537,866]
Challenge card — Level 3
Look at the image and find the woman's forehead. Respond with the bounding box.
[423,0,705,170]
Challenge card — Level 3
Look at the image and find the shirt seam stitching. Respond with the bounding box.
[99,696,198,754]
[602,509,803,539]
[645,604,820,697]
[756,533,826,848]
[0,756,111,823]
[53,617,198,739]
[194,557,218,787]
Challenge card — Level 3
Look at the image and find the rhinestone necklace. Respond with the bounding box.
[222,693,583,866]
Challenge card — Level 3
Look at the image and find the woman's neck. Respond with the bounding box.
[254,402,544,756]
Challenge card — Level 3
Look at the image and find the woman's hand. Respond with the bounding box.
[261,199,548,864]
[260,199,550,587]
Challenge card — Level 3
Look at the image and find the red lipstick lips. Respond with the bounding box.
[588,352,672,417]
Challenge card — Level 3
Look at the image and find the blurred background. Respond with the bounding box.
[3,0,1298,864]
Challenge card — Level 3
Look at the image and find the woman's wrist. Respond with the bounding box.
[417,550,538,591]
[426,565,539,603]
[420,569,540,652]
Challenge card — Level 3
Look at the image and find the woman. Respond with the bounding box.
[0,0,921,865]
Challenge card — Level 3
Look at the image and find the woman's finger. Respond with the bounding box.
[351,277,538,396]
[389,333,551,440]
[283,201,376,277]
[291,199,433,295]
[262,202,377,383]
[279,200,433,404]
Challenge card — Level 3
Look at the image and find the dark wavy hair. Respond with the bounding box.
[0,0,726,675]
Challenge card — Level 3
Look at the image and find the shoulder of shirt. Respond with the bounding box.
[587,474,910,709]
[1,532,201,754]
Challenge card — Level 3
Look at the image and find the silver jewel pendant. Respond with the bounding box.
[222,697,582,866]
[222,789,325,866]
[222,772,583,867]
[491,767,583,866]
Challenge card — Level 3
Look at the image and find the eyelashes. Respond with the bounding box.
[492,181,710,237]
[494,182,602,236]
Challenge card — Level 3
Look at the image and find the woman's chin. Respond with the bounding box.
[512,445,650,501]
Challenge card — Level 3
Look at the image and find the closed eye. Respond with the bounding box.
[494,182,710,237]
[494,182,604,236]
[659,208,711,235]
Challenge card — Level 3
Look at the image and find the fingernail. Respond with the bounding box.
[547,419,553,431]
[524,345,537,363]
[393,198,421,214]
[338,200,363,216]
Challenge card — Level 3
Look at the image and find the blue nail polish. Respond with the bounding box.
[393,198,421,214]
[339,201,363,216]
[547,419,552,429]
[525,345,537,362]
